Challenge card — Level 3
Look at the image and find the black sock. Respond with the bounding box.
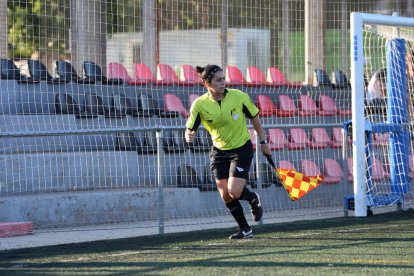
[239,187,256,204]
[225,200,250,229]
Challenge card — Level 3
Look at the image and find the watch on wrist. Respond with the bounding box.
[260,139,268,145]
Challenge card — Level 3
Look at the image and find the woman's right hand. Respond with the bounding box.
[185,128,195,143]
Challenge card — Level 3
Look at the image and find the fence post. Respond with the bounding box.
[156,129,165,234]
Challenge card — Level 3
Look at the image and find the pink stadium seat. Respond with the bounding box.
[226,65,259,87]
[288,128,310,150]
[268,128,288,150]
[278,160,296,170]
[373,133,390,147]
[134,63,159,84]
[109,62,150,85]
[323,158,344,184]
[257,95,277,117]
[249,129,257,150]
[347,157,353,182]
[188,93,199,109]
[266,67,302,87]
[409,155,414,179]
[298,95,318,116]
[370,156,388,181]
[319,94,352,116]
[180,64,202,85]
[277,94,297,117]
[246,66,277,86]
[331,127,344,148]
[157,64,192,86]
[301,160,321,177]
[164,93,189,117]
[309,128,332,149]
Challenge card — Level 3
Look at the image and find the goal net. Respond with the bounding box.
[350,12,414,216]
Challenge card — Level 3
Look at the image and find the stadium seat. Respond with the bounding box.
[409,155,414,179]
[268,128,288,150]
[369,156,388,181]
[256,94,277,116]
[313,68,332,86]
[136,93,157,117]
[249,129,257,150]
[55,93,80,115]
[0,59,29,81]
[164,129,187,153]
[56,60,93,84]
[278,160,297,170]
[76,93,103,119]
[27,59,54,82]
[331,127,344,148]
[277,94,297,117]
[226,65,259,86]
[331,69,350,88]
[373,133,390,147]
[180,64,202,85]
[266,67,302,87]
[177,165,203,189]
[323,158,344,184]
[190,129,211,153]
[134,63,161,85]
[319,94,352,116]
[309,128,332,149]
[201,164,217,191]
[188,93,200,109]
[297,95,318,116]
[288,128,310,150]
[157,64,193,86]
[164,93,189,117]
[347,157,353,182]
[109,62,150,85]
[301,159,322,177]
[83,61,123,85]
[246,66,273,86]
[135,131,157,155]
[104,94,128,118]
[116,132,138,151]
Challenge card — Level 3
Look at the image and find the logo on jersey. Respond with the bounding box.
[236,166,244,172]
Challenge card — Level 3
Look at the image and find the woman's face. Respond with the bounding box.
[205,70,226,94]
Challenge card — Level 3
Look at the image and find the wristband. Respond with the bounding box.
[260,139,268,145]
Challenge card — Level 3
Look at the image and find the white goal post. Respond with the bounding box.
[351,12,414,216]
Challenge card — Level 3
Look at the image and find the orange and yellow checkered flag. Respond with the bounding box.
[276,168,323,201]
[264,154,323,201]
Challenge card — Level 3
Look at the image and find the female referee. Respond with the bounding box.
[185,64,271,239]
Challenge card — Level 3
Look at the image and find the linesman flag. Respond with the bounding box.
[264,154,323,201]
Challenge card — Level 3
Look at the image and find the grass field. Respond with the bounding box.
[1,209,414,275]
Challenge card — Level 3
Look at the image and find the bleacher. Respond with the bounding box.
[0,59,354,196]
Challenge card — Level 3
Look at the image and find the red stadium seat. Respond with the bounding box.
[266,67,302,87]
[347,157,353,182]
[246,66,275,86]
[373,133,390,147]
[268,128,288,150]
[277,94,297,117]
[278,160,297,170]
[301,159,321,177]
[331,127,344,148]
[323,158,344,184]
[134,63,159,84]
[157,64,193,86]
[164,93,189,117]
[188,93,200,109]
[288,128,310,150]
[370,156,388,181]
[249,129,257,150]
[298,95,318,116]
[257,95,277,117]
[226,65,259,87]
[409,155,414,179]
[319,94,352,116]
[180,64,202,85]
[309,128,332,149]
[109,62,150,85]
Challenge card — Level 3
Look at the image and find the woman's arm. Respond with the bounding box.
[251,116,272,156]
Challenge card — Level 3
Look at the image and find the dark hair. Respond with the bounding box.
[195,64,223,83]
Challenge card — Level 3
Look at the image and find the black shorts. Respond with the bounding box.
[210,140,254,181]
